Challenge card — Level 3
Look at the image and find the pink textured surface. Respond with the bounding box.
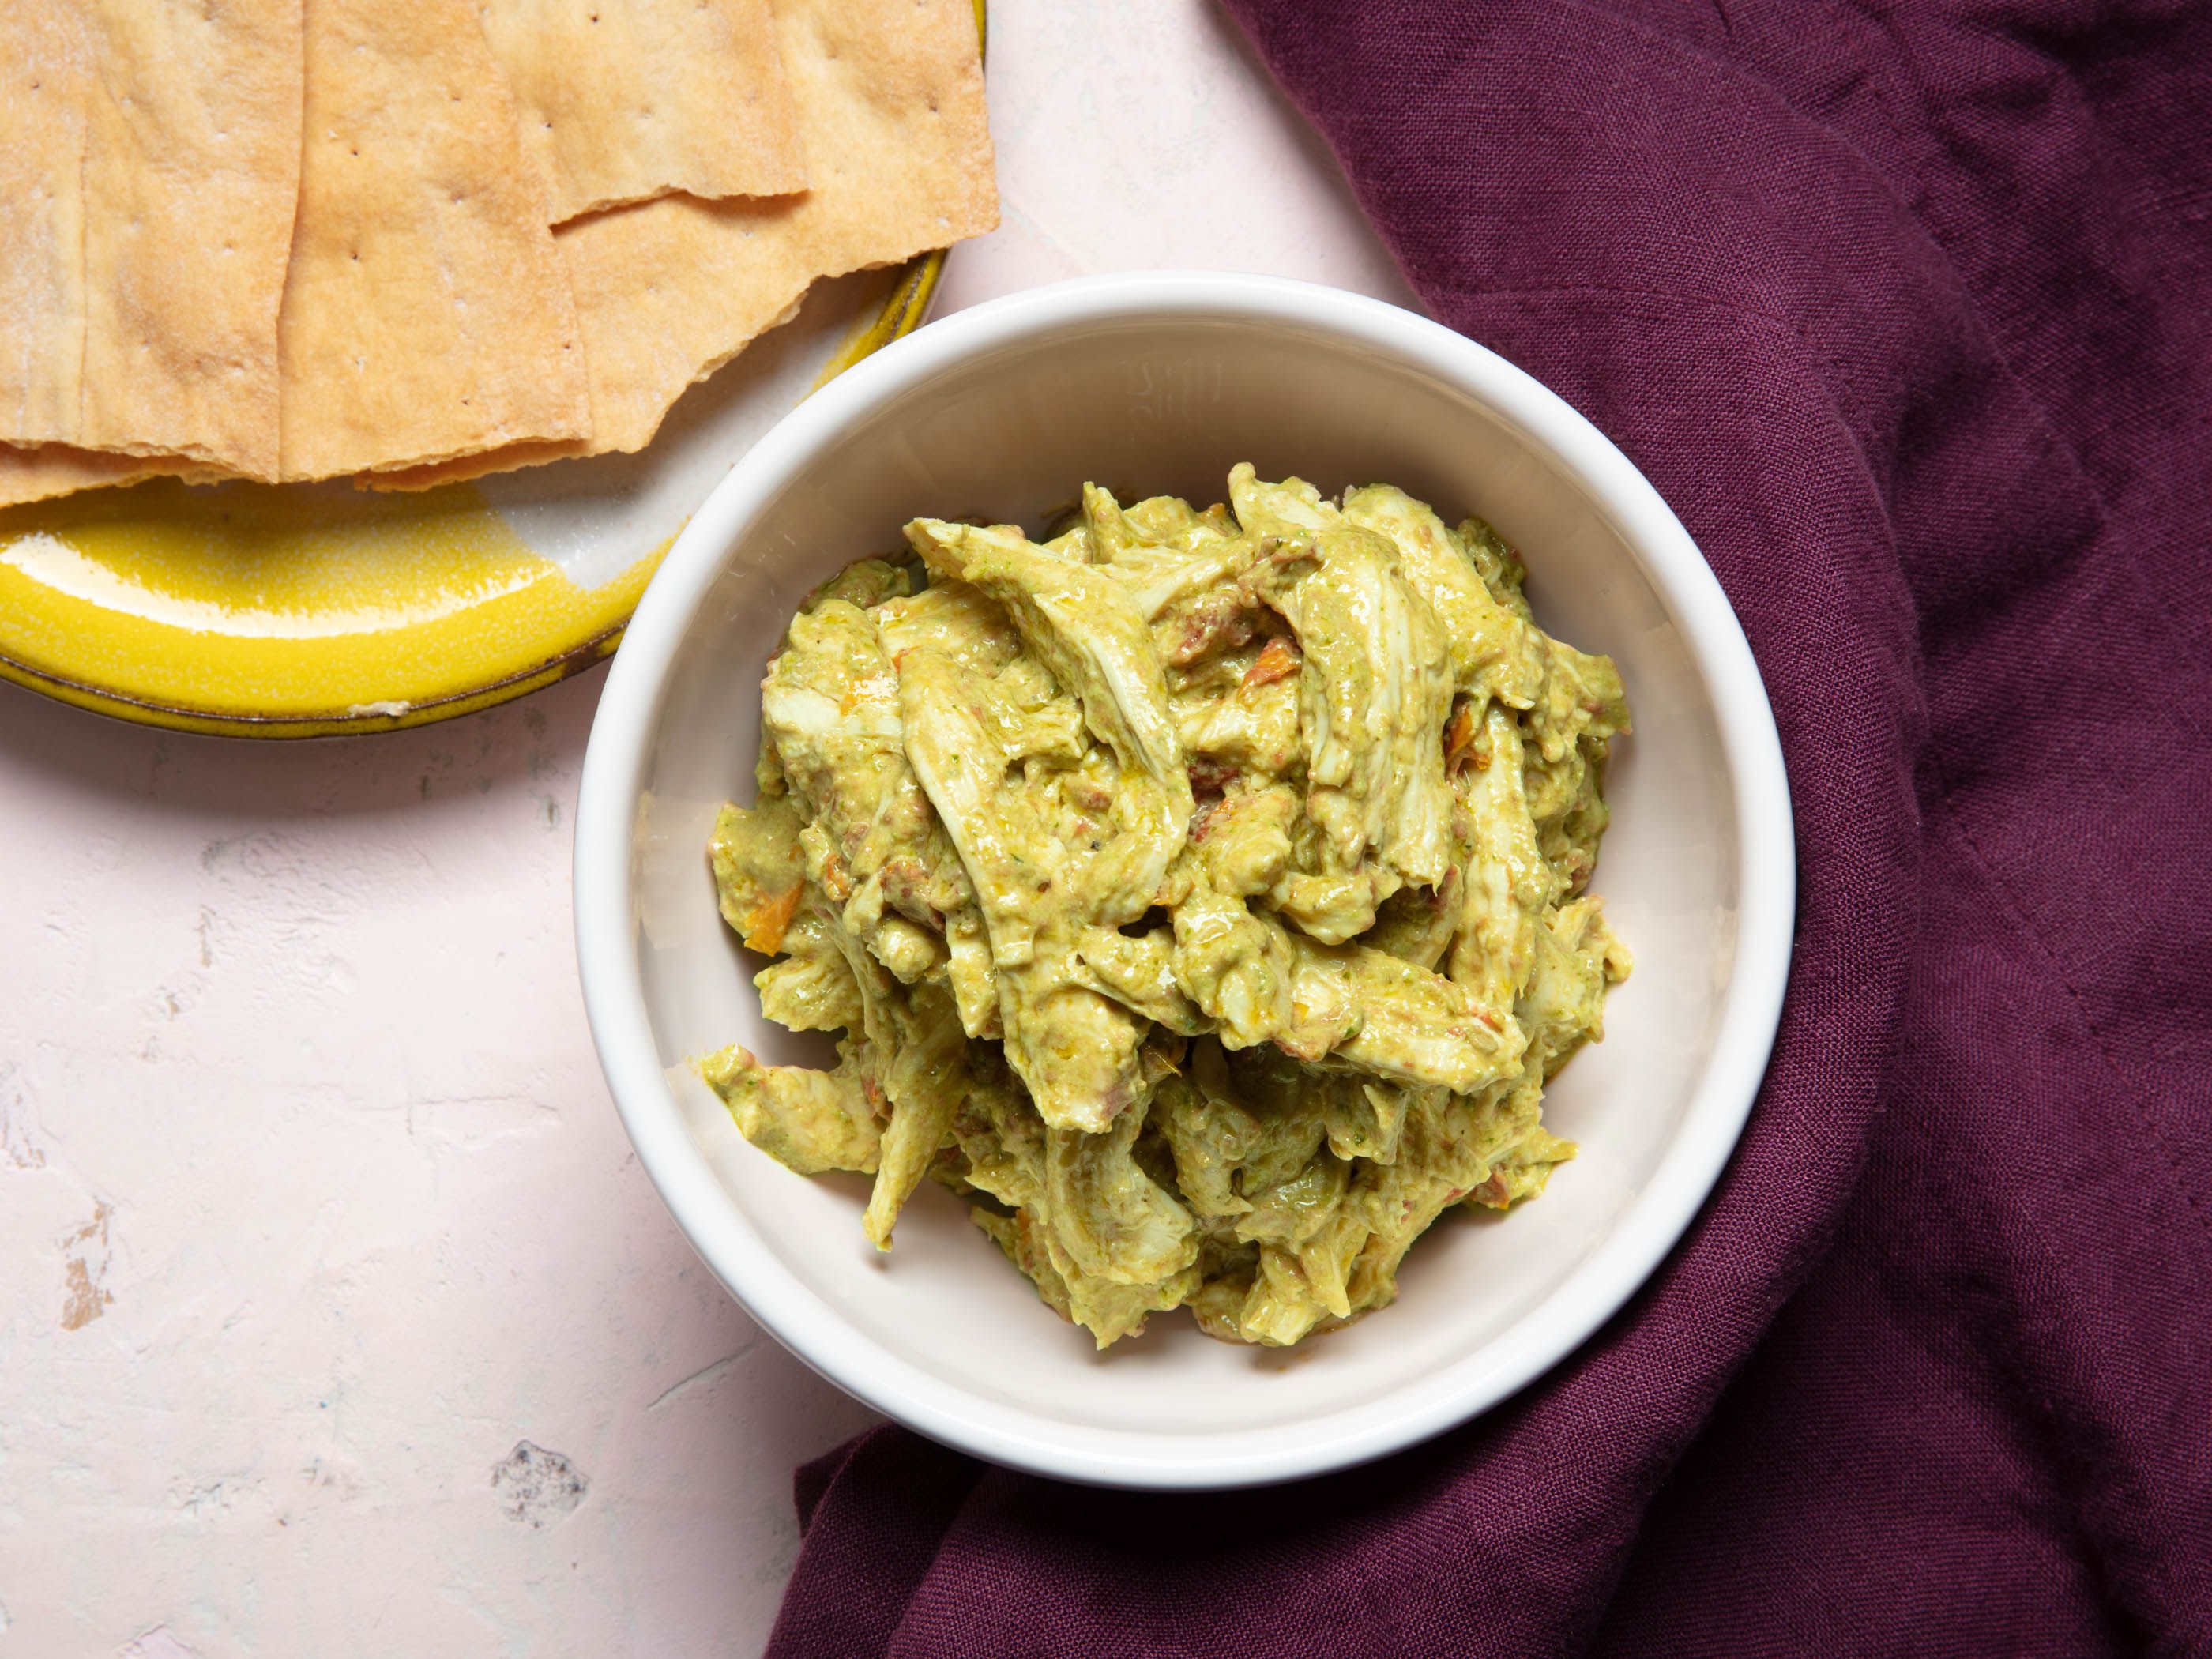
[0,6,1411,1655]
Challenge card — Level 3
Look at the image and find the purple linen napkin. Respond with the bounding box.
[764,2,2212,1651]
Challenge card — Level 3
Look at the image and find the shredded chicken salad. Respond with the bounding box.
[698,465,1630,1348]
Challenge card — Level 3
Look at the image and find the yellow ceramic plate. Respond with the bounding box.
[0,0,983,740]
[0,258,942,740]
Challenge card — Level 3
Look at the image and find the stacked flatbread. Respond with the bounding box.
[0,0,995,507]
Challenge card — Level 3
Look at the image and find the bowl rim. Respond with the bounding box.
[574,270,1796,1491]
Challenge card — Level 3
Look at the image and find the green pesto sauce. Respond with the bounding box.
[699,466,1630,1349]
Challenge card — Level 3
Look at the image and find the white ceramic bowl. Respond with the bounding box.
[574,273,1793,1490]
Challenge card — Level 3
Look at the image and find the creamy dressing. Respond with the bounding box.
[699,468,1630,1348]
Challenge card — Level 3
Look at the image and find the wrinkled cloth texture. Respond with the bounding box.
[764,2,2212,1653]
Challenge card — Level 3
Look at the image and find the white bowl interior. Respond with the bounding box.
[611,297,1755,1482]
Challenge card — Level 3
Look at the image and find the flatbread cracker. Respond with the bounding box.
[0,0,300,480]
[0,6,90,447]
[79,0,302,478]
[0,443,224,510]
[559,0,995,452]
[276,0,592,481]
[369,0,995,490]
[479,0,807,223]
